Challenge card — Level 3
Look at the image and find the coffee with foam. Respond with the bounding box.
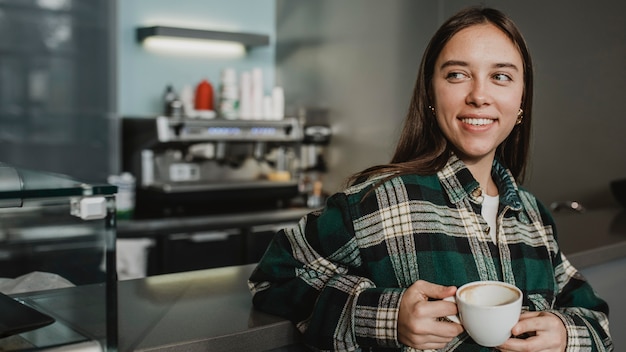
[445,281,523,347]
[458,282,520,307]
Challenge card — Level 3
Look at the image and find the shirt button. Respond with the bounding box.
[472,188,483,198]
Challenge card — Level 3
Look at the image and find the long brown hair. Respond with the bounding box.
[348,6,533,186]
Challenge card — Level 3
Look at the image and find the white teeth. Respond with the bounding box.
[461,118,494,126]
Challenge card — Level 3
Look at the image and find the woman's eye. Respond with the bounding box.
[493,73,512,82]
[446,72,466,80]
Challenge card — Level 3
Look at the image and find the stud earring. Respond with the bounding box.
[516,108,524,125]
[428,105,435,114]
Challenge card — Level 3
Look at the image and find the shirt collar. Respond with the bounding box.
[438,153,523,211]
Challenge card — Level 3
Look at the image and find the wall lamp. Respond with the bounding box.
[136,26,270,57]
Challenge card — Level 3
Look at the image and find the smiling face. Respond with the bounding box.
[432,23,524,167]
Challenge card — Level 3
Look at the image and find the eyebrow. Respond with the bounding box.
[440,60,519,71]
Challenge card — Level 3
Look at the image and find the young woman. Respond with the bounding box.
[249,6,612,351]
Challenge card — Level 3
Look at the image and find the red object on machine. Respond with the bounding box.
[194,79,214,110]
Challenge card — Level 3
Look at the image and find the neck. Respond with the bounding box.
[464,157,498,196]
[482,181,498,197]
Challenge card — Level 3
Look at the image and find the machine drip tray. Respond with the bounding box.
[134,180,300,219]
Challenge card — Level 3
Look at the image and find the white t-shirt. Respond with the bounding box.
[481,194,499,243]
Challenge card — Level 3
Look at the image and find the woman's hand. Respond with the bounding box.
[497,311,567,352]
[398,280,464,350]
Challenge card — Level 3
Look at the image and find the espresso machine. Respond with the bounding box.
[121,116,303,218]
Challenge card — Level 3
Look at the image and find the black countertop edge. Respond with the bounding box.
[117,208,314,237]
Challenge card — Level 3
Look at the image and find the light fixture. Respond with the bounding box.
[136,26,269,57]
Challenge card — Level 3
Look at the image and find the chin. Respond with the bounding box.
[455,148,496,162]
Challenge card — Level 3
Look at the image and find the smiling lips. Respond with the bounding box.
[460,117,495,126]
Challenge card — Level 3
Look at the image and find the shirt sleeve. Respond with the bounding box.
[537,201,614,351]
[248,192,404,351]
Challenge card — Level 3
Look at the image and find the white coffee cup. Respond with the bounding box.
[444,280,522,347]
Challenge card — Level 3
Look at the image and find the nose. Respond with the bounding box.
[465,79,491,107]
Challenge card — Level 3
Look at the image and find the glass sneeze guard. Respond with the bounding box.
[0,163,117,351]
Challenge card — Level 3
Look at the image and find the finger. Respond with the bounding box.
[502,313,566,352]
[430,320,464,338]
[498,334,544,352]
[511,313,549,336]
[518,311,541,320]
[512,311,542,336]
[418,299,459,319]
[409,280,457,300]
[402,331,460,350]
[404,305,464,336]
[409,341,452,351]
[511,317,536,337]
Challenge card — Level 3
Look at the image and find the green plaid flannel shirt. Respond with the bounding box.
[249,154,612,351]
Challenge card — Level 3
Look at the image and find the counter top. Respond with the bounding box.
[553,207,626,268]
[25,208,626,352]
[117,264,300,352]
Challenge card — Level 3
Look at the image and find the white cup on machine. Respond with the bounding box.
[444,280,523,347]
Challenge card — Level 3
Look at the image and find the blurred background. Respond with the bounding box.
[0,0,623,209]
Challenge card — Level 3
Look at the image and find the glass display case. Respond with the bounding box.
[0,163,116,351]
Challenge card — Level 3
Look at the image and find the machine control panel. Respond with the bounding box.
[156,116,303,143]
